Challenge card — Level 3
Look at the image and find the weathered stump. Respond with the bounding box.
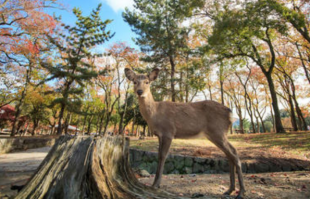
[15,136,190,199]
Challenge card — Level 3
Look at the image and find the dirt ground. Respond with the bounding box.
[1,170,309,199]
[1,135,310,199]
[138,171,310,199]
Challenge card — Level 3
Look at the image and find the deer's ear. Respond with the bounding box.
[124,68,136,81]
[148,68,160,81]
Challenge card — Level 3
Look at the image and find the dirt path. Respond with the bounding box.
[138,172,310,199]
[0,147,51,198]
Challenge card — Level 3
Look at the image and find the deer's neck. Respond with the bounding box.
[138,92,156,121]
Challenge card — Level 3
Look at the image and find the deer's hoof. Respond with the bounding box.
[151,184,160,189]
[235,194,244,199]
[223,189,234,195]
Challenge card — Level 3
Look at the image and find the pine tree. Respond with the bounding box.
[41,4,114,135]
[123,0,204,102]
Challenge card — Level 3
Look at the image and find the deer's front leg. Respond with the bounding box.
[152,136,172,188]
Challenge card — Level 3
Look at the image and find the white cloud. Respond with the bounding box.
[102,0,134,12]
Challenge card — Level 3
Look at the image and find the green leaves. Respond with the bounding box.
[42,4,114,116]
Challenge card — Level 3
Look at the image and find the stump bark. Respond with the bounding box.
[15,136,188,199]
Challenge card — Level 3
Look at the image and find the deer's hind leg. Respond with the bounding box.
[209,137,245,199]
[225,159,236,195]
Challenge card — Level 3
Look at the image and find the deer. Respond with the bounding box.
[125,68,246,199]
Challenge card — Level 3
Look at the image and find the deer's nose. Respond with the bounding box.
[137,90,143,96]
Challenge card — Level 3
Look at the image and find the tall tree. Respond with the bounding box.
[207,0,286,133]
[123,0,204,102]
[0,0,59,136]
[266,0,310,44]
[106,42,140,134]
[41,4,113,135]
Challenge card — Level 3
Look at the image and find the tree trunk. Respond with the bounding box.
[31,120,39,136]
[169,56,176,102]
[64,113,72,135]
[256,117,260,133]
[57,104,65,135]
[266,74,285,133]
[11,74,29,137]
[142,125,146,136]
[257,111,266,133]
[15,136,182,199]
[290,81,307,130]
[288,95,298,131]
[87,115,94,134]
[296,42,310,85]
[244,95,256,134]
[98,114,104,135]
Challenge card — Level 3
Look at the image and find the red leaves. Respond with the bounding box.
[0,0,58,59]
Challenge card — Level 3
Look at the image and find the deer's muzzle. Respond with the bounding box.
[137,90,143,96]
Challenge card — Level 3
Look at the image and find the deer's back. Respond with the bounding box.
[152,100,231,138]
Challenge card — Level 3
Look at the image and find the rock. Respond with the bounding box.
[148,161,158,174]
[164,161,175,174]
[171,170,180,174]
[269,163,281,172]
[139,169,151,177]
[194,157,205,164]
[184,167,192,174]
[193,162,205,173]
[133,150,144,162]
[191,193,204,198]
[247,163,256,173]
[203,170,217,174]
[174,155,185,170]
[184,157,193,167]
[129,153,134,163]
[219,159,229,172]
[138,162,147,171]
[204,164,211,171]
[241,162,247,173]
[210,160,219,171]
[282,164,292,172]
[256,163,269,173]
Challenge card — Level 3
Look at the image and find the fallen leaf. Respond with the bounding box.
[219,185,227,191]
[257,192,264,197]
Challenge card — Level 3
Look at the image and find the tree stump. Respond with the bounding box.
[15,135,190,199]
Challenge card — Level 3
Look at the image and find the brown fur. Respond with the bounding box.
[125,68,246,199]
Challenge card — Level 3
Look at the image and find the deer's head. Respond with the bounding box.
[124,68,159,98]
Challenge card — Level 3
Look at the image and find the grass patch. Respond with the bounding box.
[130,131,310,158]
[228,131,310,153]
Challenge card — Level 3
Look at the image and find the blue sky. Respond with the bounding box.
[52,0,138,50]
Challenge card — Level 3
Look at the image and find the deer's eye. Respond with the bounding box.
[134,81,137,84]
[145,81,149,84]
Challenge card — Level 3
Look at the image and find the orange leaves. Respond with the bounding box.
[107,42,140,68]
[0,0,58,59]
[98,76,113,83]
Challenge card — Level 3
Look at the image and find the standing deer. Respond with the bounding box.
[125,68,246,199]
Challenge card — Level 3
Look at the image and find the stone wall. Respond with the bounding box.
[129,149,308,174]
[0,137,57,154]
